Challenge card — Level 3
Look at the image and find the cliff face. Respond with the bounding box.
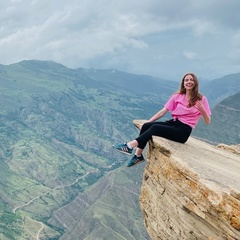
[133,120,240,240]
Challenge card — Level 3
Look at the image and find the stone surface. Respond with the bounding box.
[133,120,240,240]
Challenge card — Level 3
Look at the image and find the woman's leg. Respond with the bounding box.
[126,121,185,167]
[127,122,170,156]
[127,122,157,155]
[114,121,191,157]
[129,121,191,150]
[127,122,160,148]
[127,140,142,155]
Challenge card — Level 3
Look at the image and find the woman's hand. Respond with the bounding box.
[195,100,211,125]
[195,100,205,113]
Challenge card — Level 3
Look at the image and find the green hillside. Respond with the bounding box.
[0,60,177,239]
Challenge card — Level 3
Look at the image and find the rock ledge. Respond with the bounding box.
[133,120,240,240]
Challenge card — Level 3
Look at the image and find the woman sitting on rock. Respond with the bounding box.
[113,73,211,167]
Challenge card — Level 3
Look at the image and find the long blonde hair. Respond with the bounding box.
[179,73,202,107]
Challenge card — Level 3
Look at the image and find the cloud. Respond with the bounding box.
[0,0,240,80]
[183,51,197,60]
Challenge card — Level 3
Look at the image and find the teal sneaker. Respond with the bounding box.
[127,154,145,167]
[113,142,133,155]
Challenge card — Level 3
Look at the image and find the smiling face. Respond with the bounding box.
[179,73,201,106]
[183,74,196,90]
[179,73,199,94]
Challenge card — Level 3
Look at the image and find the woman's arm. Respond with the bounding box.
[202,111,211,125]
[195,101,211,125]
[148,107,169,122]
[137,107,169,130]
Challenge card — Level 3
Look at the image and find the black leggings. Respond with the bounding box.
[135,119,192,149]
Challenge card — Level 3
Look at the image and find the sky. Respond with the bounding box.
[1,0,240,81]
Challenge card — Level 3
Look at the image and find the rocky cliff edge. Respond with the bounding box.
[133,120,240,240]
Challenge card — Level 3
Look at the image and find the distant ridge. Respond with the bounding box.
[201,73,240,106]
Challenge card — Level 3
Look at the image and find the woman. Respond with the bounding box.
[113,73,211,167]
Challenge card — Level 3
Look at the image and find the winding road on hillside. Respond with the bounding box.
[26,217,44,240]
[13,169,99,213]
[12,168,100,239]
[11,161,121,239]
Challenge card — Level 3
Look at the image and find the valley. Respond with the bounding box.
[0,60,239,239]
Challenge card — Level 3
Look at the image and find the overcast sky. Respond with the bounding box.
[1,0,240,81]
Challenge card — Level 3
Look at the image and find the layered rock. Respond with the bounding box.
[134,120,240,240]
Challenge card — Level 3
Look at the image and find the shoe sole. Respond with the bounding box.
[112,145,132,156]
[127,160,145,167]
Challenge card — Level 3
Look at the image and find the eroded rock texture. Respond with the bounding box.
[134,120,240,240]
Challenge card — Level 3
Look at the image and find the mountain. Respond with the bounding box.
[193,91,240,144]
[0,60,178,240]
[201,73,240,107]
[0,60,239,239]
[77,67,178,96]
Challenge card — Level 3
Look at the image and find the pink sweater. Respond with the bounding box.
[164,93,211,128]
